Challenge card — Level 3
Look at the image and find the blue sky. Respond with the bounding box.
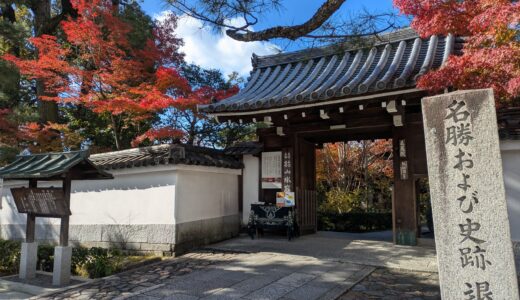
[141,0,408,77]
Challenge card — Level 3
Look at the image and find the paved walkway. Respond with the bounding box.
[0,287,32,300]
[211,232,438,272]
[27,232,440,300]
[340,268,441,300]
[37,250,374,300]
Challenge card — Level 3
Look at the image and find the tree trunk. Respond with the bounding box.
[110,114,121,150]
[32,0,59,123]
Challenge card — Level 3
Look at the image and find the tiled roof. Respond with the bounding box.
[224,142,263,156]
[0,151,112,180]
[89,144,243,170]
[199,28,463,114]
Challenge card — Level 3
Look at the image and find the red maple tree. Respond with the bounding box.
[2,0,214,150]
[394,0,520,105]
[0,109,19,147]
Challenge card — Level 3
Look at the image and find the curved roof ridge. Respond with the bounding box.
[199,28,464,116]
[90,144,173,158]
[253,27,418,68]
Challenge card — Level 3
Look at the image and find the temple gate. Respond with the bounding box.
[199,28,461,245]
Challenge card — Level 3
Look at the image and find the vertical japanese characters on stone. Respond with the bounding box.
[422,89,519,300]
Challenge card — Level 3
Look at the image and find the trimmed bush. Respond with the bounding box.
[0,240,124,279]
[74,247,122,278]
[0,239,21,275]
[71,246,90,275]
[318,212,392,232]
[37,244,55,272]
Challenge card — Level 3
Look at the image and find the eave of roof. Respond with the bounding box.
[89,144,243,170]
[0,150,113,180]
[224,142,263,156]
[199,28,463,116]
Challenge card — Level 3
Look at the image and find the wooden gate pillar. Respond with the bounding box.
[392,125,418,246]
[292,134,317,234]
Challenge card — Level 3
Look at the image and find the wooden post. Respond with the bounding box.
[26,179,37,243]
[392,126,418,246]
[292,134,317,234]
[60,177,71,247]
[238,174,243,213]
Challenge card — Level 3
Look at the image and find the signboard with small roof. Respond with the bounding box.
[0,150,112,286]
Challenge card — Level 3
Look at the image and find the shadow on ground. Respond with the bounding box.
[210,231,438,272]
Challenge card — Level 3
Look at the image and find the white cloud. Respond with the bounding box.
[156,11,279,77]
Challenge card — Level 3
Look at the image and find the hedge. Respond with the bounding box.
[318,212,392,232]
[0,240,124,278]
[0,240,21,275]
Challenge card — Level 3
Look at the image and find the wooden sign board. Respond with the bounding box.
[11,188,71,217]
[261,151,282,189]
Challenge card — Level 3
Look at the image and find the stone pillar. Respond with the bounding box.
[422,89,519,299]
[52,246,72,286]
[19,242,38,280]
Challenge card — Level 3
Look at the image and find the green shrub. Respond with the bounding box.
[71,246,89,275]
[74,247,121,279]
[0,239,21,275]
[0,240,125,279]
[318,212,393,232]
[37,244,55,272]
[319,188,365,214]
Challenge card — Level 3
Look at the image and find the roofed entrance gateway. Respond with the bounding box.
[199,28,462,246]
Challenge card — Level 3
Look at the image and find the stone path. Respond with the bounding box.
[211,233,438,272]
[2,273,83,289]
[37,250,374,300]
[339,268,441,300]
[0,286,32,300]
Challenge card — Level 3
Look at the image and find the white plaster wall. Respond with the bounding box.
[0,166,177,228]
[501,140,520,242]
[0,181,29,227]
[242,155,259,225]
[175,167,240,224]
[71,168,176,225]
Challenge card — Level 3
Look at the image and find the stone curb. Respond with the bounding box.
[0,271,91,299]
[0,278,56,296]
[199,246,254,254]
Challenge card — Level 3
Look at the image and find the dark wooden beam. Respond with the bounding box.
[26,215,36,243]
[60,177,71,246]
[26,179,37,243]
[220,92,426,125]
[392,115,419,246]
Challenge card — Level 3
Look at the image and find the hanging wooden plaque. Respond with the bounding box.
[11,187,71,217]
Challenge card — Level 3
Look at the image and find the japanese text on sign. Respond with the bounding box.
[444,100,492,299]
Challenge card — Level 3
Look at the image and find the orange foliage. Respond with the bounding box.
[394,0,520,104]
[1,0,234,149]
[316,140,393,191]
[0,109,20,147]
[131,127,184,148]
[19,122,83,153]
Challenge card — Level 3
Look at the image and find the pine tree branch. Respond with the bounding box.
[226,0,346,41]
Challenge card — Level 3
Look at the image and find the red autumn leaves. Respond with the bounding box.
[394,0,520,104]
[2,0,237,149]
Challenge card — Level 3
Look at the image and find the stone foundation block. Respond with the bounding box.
[53,246,72,286]
[19,242,38,280]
